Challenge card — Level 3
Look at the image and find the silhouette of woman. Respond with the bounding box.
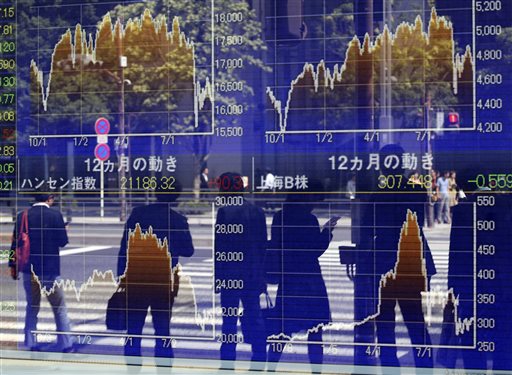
[267,181,336,371]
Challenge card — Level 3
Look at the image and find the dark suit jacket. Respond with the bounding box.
[200,174,209,190]
[214,199,267,293]
[268,205,332,331]
[117,203,194,276]
[10,204,68,281]
[449,193,512,316]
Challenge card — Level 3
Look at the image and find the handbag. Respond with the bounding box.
[171,264,181,298]
[107,264,180,331]
[106,284,127,330]
[339,244,357,281]
[14,210,30,273]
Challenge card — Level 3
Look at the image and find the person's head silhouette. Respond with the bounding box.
[155,178,182,204]
[218,172,245,196]
[379,143,405,176]
[285,179,325,212]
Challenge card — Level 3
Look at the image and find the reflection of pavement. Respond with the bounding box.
[424,223,454,296]
[0,213,455,367]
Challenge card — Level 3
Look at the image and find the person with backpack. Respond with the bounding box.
[9,192,74,352]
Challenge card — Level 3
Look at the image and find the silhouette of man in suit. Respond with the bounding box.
[266,180,336,372]
[10,192,74,352]
[214,172,267,368]
[354,144,436,368]
[449,185,512,370]
[117,181,194,358]
[200,166,210,199]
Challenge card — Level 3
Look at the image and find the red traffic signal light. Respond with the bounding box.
[447,112,459,128]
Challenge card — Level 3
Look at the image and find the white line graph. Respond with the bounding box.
[27,1,216,139]
[267,210,476,348]
[266,6,476,135]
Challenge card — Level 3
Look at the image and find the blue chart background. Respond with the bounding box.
[16,0,512,191]
[11,0,512,372]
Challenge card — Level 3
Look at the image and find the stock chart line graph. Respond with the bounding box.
[118,223,215,333]
[266,7,475,135]
[423,287,474,336]
[30,223,215,339]
[3,0,510,369]
[27,6,215,138]
[268,210,476,348]
[33,268,117,302]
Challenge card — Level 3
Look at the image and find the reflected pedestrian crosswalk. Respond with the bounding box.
[0,232,454,366]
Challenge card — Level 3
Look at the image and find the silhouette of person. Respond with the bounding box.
[437,171,451,224]
[448,184,512,371]
[354,144,436,368]
[214,172,267,367]
[117,180,194,358]
[267,180,337,371]
[9,192,74,352]
[346,173,357,200]
[263,168,275,192]
[200,166,209,198]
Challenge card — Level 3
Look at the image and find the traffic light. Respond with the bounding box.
[447,112,460,128]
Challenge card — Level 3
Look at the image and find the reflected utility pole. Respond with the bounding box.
[116,21,127,222]
[379,0,393,145]
[355,0,374,133]
[353,0,376,367]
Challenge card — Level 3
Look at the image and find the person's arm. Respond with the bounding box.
[308,215,332,257]
[214,208,226,292]
[8,212,20,279]
[319,225,333,253]
[420,227,437,288]
[268,212,281,250]
[56,211,69,248]
[117,224,128,277]
[170,215,194,258]
[9,213,19,264]
[257,209,268,258]
[255,208,268,292]
[266,212,282,285]
[448,204,473,316]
